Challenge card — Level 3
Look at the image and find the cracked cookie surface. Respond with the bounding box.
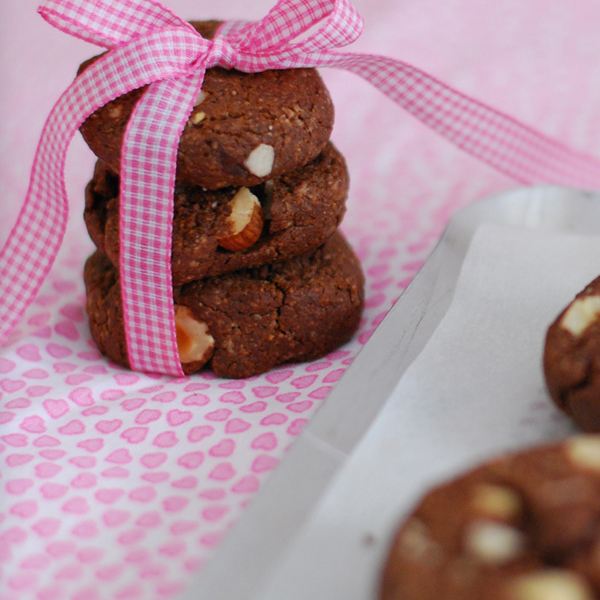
[84,231,364,379]
[544,275,600,432]
[84,142,348,285]
[77,21,335,189]
[381,436,600,600]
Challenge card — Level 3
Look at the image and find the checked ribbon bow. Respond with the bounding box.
[2,0,600,376]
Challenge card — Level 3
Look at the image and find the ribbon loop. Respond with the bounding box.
[226,0,362,56]
[38,0,191,48]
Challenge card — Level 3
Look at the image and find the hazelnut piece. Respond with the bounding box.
[217,187,264,252]
[174,305,214,366]
[560,296,600,337]
[244,144,275,177]
[508,569,594,600]
[566,435,600,472]
[464,521,524,564]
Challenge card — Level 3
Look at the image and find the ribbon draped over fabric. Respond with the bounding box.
[2,0,600,376]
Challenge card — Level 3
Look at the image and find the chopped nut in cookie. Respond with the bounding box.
[190,111,206,124]
[398,519,440,562]
[464,520,524,564]
[194,89,207,106]
[174,305,214,366]
[471,484,522,521]
[560,296,600,337]
[244,144,275,177]
[217,187,264,252]
[566,435,600,472]
[508,569,594,600]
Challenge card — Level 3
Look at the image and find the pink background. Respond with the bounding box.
[2,0,600,598]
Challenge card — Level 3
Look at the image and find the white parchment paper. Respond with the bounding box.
[257,222,600,600]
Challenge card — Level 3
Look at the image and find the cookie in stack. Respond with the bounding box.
[78,21,365,379]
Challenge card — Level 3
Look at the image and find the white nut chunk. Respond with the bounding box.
[566,435,600,472]
[509,569,594,600]
[464,521,524,564]
[174,305,215,365]
[217,187,264,252]
[560,296,600,337]
[471,484,523,520]
[244,144,275,177]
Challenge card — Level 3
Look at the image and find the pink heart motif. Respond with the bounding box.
[162,496,189,513]
[208,463,236,481]
[6,454,34,467]
[23,368,49,379]
[166,409,192,427]
[43,399,69,419]
[10,500,38,518]
[120,427,149,444]
[69,387,95,406]
[53,362,77,373]
[224,419,251,434]
[1,379,26,393]
[251,432,278,451]
[232,475,260,494]
[54,320,79,341]
[77,438,104,452]
[61,496,90,514]
[59,302,85,322]
[95,419,122,434]
[39,483,68,500]
[45,343,72,359]
[219,391,247,404]
[102,509,130,527]
[187,426,214,442]
[16,344,42,362]
[95,489,125,504]
[208,439,235,458]
[114,373,140,386]
[65,374,93,386]
[35,463,62,478]
[265,369,294,384]
[105,449,132,464]
[129,486,157,503]
[19,416,46,433]
[287,419,308,435]
[177,452,204,470]
[5,479,35,495]
[135,409,161,424]
[153,431,178,448]
[32,518,61,538]
[140,453,167,469]
[290,374,318,389]
[58,420,85,435]
[71,472,97,488]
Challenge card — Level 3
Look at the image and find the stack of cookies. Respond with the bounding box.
[78,21,364,379]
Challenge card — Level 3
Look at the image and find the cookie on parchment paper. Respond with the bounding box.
[381,436,600,600]
[544,275,600,432]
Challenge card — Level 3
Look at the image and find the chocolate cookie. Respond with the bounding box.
[78,21,335,190]
[544,275,600,432]
[84,231,364,379]
[381,436,600,600]
[84,142,349,285]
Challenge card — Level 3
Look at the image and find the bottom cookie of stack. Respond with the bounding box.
[84,231,364,379]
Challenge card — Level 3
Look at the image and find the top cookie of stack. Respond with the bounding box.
[79,21,335,190]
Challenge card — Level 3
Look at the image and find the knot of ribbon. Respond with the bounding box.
[2,0,600,377]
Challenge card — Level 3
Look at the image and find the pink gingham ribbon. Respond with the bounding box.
[2,0,600,376]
